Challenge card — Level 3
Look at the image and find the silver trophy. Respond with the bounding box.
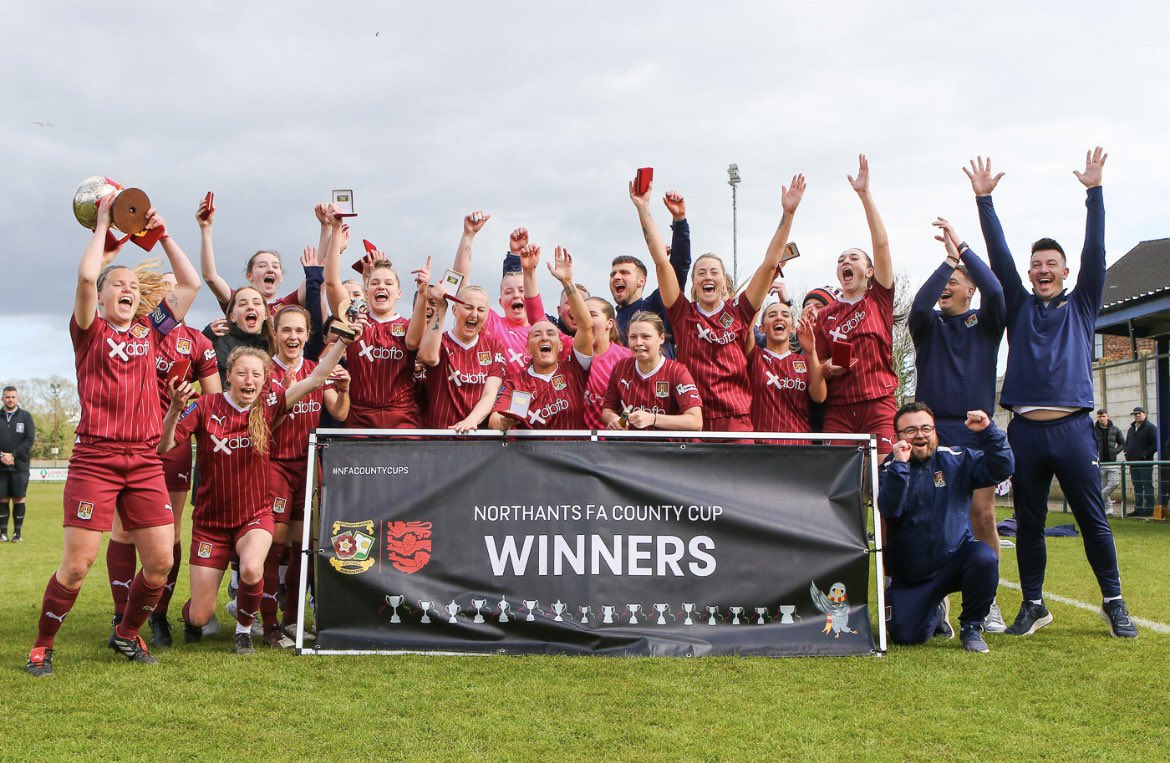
[755,607,768,625]
[445,600,459,623]
[626,604,642,624]
[385,594,404,624]
[579,605,592,624]
[498,596,511,623]
[330,297,368,341]
[524,600,539,622]
[682,603,696,626]
[418,600,433,624]
[602,605,616,624]
[552,600,567,622]
[730,606,744,625]
[653,603,670,625]
[779,604,797,624]
[706,605,719,626]
[472,598,487,624]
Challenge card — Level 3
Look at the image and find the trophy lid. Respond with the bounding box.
[111,188,151,236]
[72,175,123,230]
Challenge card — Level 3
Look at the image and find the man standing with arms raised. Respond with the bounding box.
[967,148,1136,637]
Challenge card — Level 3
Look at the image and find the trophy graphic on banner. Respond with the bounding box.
[682,603,696,626]
[497,596,511,623]
[755,607,768,625]
[626,603,643,624]
[523,600,539,622]
[706,605,720,626]
[602,605,616,624]
[579,605,592,624]
[472,598,487,624]
[779,605,797,624]
[552,600,567,622]
[445,600,460,624]
[385,594,404,624]
[418,600,434,624]
[329,297,368,341]
[73,176,165,251]
[730,606,744,625]
[653,603,670,625]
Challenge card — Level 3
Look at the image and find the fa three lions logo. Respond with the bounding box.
[386,521,433,574]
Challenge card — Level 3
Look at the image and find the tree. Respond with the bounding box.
[8,375,80,460]
[891,272,917,406]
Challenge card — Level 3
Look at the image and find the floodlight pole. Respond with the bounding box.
[727,164,741,284]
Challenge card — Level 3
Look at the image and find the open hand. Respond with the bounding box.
[932,217,960,258]
[781,173,807,214]
[962,156,1005,196]
[847,155,869,194]
[548,246,573,283]
[1073,146,1108,189]
[301,246,321,268]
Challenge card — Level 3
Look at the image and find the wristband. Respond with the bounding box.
[957,241,970,255]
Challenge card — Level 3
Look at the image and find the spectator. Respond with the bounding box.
[0,385,35,542]
[1093,409,1124,516]
[1124,406,1157,517]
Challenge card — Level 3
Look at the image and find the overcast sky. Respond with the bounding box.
[4,1,1169,382]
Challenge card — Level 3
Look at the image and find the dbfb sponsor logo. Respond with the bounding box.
[211,433,253,455]
[107,337,151,361]
[527,397,569,425]
[288,398,322,417]
[357,340,404,362]
[448,367,488,387]
[484,533,717,577]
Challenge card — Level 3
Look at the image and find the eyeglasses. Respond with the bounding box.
[897,425,935,437]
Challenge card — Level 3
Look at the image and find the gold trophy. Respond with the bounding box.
[72,176,163,251]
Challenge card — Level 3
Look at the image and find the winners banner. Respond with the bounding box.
[310,436,876,657]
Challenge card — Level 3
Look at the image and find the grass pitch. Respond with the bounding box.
[1,483,1168,761]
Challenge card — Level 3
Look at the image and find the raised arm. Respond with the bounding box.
[1071,147,1108,312]
[949,225,1006,334]
[665,192,692,296]
[451,211,492,278]
[964,413,1015,489]
[300,246,327,361]
[156,211,200,322]
[909,221,961,337]
[548,247,593,357]
[322,205,349,316]
[965,156,1027,309]
[75,193,117,329]
[285,329,356,406]
[417,283,448,368]
[196,197,232,307]
[158,379,194,454]
[519,243,542,316]
[744,174,805,309]
[796,309,827,404]
[405,257,432,351]
[630,181,678,307]
[848,155,892,289]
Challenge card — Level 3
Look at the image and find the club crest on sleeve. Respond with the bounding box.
[176,338,192,355]
[130,324,150,339]
[478,351,492,366]
[793,360,807,373]
[197,542,213,559]
[964,314,978,328]
[76,501,94,520]
[719,312,735,329]
[933,471,946,488]
[655,381,670,398]
[391,324,406,337]
[273,497,287,515]
[552,375,567,391]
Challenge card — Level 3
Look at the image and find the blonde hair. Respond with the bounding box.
[368,259,397,285]
[97,260,169,319]
[225,346,273,456]
[458,285,488,302]
[688,254,734,303]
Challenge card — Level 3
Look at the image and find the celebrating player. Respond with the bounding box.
[25,194,200,676]
[968,148,1136,637]
[813,155,897,454]
[262,305,350,646]
[600,312,703,431]
[105,267,223,648]
[747,302,826,441]
[489,247,595,431]
[161,333,354,654]
[323,209,426,429]
[634,173,806,432]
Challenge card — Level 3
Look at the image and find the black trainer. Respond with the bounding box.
[1100,599,1138,638]
[233,632,255,655]
[932,597,954,639]
[149,613,173,648]
[1004,601,1053,636]
[108,630,159,664]
[11,533,21,542]
[25,647,53,676]
[183,621,203,644]
[960,622,990,653]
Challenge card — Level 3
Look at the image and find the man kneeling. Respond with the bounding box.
[879,402,1014,653]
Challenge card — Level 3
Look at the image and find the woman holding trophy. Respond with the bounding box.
[323,208,428,429]
[26,193,201,676]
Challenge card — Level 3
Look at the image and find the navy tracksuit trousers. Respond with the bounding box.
[887,539,998,645]
[1007,413,1121,600]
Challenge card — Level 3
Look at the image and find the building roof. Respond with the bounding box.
[1101,238,1170,311]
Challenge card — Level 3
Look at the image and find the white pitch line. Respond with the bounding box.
[999,580,1170,634]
